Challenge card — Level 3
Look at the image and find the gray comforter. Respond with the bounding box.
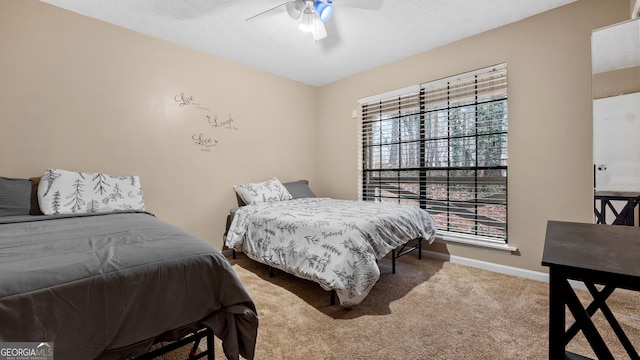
[0,212,258,360]
[226,198,437,307]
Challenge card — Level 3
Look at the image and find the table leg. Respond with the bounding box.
[585,284,639,358]
[549,267,566,360]
[564,283,614,360]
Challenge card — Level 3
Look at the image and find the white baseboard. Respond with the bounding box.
[421,249,550,282]
[421,249,588,290]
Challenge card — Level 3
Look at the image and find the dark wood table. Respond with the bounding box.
[594,191,640,226]
[542,221,640,360]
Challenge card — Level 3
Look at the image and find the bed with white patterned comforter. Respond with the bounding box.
[225,198,437,307]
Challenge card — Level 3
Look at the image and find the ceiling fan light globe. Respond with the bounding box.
[312,20,327,40]
[294,0,306,11]
[286,4,302,19]
[313,1,333,22]
[299,13,315,32]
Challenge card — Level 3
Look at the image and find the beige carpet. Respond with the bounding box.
[160,253,640,359]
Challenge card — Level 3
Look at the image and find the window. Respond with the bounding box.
[360,64,508,245]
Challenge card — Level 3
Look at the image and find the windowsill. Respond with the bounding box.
[435,231,517,253]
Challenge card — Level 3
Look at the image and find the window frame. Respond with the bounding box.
[359,64,512,250]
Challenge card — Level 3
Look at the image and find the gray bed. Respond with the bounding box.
[0,176,258,360]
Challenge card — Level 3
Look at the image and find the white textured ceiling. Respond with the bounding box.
[41,0,576,87]
[592,18,640,74]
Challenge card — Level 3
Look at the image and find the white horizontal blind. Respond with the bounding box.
[361,64,508,242]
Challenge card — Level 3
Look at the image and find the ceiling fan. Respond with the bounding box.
[247,0,384,41]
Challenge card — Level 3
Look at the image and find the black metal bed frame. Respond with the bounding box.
[132,326,214,360]
[231,236,424,306]
[391,237,423,274]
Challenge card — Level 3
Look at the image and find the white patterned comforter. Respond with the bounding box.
[225,198,437,307]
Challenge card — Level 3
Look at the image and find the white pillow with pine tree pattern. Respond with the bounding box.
[38,169,144,215]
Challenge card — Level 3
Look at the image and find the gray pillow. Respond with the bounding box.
[283,180,317,199]
[0,177,32,216]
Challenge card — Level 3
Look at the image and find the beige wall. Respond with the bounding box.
[0,0,318,247]
[0,0,631,273]
[593,66,640,99]
[315,0,630,272]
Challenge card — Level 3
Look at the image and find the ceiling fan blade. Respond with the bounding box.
[246,1,293,21]
[312,18,327,41]
[333,0,383,10]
